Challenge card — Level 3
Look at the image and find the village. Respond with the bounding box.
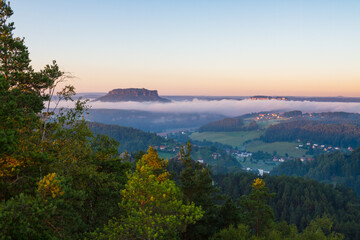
[296,139,354,158]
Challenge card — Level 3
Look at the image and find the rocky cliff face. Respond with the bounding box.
[96,88,170,102]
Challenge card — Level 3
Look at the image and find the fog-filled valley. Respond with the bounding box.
[53,96,360,132]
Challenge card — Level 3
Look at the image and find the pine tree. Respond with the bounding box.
[95,147,203,239]
[239,178,275,237]
[179,141,218,239]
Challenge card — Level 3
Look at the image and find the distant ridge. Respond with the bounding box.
[95,88,170,102]
[249,95,288,101]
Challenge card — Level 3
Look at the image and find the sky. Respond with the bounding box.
[10,0,360,97]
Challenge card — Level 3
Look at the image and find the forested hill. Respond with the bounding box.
[262,119,360,148]
[214,171,360,239]
[271,147,360,196]
[199,117,259,132]
[87,122,166,152]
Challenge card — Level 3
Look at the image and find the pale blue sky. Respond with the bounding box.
[10,0,360,96]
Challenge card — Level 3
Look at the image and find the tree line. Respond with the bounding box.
[272,147,360,196]
[262,120,360,148]
[213,171,360,239]
[87,122,166,153]
[199,118,259,132]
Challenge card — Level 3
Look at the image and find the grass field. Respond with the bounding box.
[254,119,280,128]
[189,118,311,159]
[246,141,309,158]
[189,130,263,148]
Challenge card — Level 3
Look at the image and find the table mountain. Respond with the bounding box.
[96,88,170,102]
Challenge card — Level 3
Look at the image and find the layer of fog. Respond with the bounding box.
[52,99,360,117]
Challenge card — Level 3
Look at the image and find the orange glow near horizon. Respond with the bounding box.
[21,1,360,98]
[70,68,360,97]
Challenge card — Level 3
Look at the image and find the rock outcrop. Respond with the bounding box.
[96,88,170,102]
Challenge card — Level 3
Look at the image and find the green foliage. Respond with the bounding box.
[190,145,241,174]
[87,121,166,153]
[210,180,343,240]
[180,142,216,207]
[239,178,275,237]
[94,147,203,239]
[263,119,360,148]
[214,172,360,239]
[300,217,337,240]
[211,224,254,240]
[252,150,273,160]
[0,3,130,238]
[179,142,215,239]
[0,0,57,158]
[199,117,259,132]
[272,147,360,196]
[199,118,244,132]
[0,193,58,240]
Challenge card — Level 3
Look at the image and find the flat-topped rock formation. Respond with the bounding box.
[96,88,170,102]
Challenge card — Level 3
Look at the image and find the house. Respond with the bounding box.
[198,158,204,164]
[159,145,166,150]
[232,150,239,154]
[211,153,221,159]
[238,152,252,158]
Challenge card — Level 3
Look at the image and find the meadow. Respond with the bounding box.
[246,141,309,158]
[189,130,263,148]
[190,128,309,158]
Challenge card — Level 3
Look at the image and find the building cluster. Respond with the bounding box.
[211,152,222,160]
[233,151,253,158]
[300,157,315,162]
[244,167,270,176]
[249,96,287,101]
[272,156,285,162]
[296,141,353,153]
[154,145,180,152]
[255,113,282,120]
